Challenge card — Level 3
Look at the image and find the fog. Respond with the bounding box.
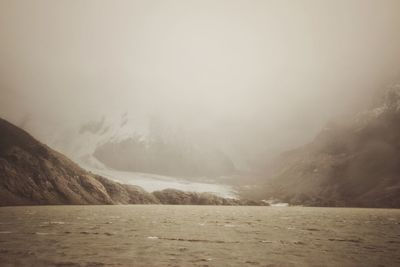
[1,0,400,173]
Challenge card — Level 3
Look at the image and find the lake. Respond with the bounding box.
[0,206,399,266]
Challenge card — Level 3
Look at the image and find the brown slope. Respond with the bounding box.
[263,87,400,208]
[0,118,265,206]
[0,117,157,206]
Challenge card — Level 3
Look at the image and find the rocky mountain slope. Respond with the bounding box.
[0,117,263,206]
[262,86,400,208]
[0,117,158,205]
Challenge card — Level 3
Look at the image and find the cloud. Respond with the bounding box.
[0,0,399,166]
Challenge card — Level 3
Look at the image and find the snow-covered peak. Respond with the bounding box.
[49,112,149,166]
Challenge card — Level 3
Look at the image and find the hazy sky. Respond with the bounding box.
[1,0,400,162]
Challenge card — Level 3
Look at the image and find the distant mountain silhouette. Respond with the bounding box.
[262,86,400,208]
[70,113,236,178]
[93,135,235,178]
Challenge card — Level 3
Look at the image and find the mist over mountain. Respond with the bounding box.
[2,2,400,267]
[255,86,400,208]
[49,112,237,178]
[91,116,236,177]
[0,1,400,206]
[1,0,400,176]
[0,117,157,205]
[0,117,262,206]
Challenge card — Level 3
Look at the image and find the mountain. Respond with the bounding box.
[80,115,236,178]
[0,117,159,206]
[93,135,235,178]
[50,113,236,179]
[261,86,400,208]
[0,117,264,206]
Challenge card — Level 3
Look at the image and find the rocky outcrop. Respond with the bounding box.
[93,175,159,204]
[0,117,159,206]
[0,118,262,206]
[263,86,400,208]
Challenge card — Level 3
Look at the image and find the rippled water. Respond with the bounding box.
[0,206,399,266]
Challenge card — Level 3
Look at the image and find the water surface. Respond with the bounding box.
[0,206,399,266]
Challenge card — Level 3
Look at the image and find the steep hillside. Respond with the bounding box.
[0,117,158,205]
[263,87,400,207]
[0,117,263,206]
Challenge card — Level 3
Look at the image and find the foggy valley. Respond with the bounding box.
[0,0,400,266]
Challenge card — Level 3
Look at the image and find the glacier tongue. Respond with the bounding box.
[83,164,237,199]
